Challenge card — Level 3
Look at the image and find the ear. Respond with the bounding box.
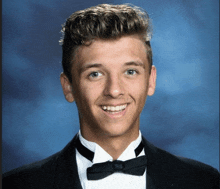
[60,73,75,103]
[147,66,157,96]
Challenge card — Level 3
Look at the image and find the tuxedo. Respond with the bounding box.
[2,134,220,189]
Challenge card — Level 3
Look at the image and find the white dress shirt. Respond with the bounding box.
[76,131,146,189]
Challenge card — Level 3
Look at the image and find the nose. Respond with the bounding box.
[104,75,124,98]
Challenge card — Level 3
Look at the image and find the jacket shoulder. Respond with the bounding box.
[2,135,79,189]
[142,137,220,188]
[2,151,61,189]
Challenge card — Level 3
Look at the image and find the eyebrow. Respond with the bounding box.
[79,61,145,74]
[124,61,145,69]
[79,63,103,74]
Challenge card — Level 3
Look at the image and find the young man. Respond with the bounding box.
[3,4,219,189]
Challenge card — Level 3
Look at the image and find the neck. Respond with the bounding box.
[81,127,139,160]
[99,136,138,160]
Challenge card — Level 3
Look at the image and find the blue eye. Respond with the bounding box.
[89,71,102,78]
[125,69,137,75]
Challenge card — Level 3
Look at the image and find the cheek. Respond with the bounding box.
[80,82,103,104]
[129,79,148,99]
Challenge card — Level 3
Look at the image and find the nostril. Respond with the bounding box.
[104,82,124,98]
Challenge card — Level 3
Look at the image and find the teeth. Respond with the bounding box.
[102,104,127,112]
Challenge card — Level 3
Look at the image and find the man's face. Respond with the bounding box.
[61,35,156,141]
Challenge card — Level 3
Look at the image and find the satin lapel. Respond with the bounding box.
[53,134,83,189]
[147,173,156,189]
[143,136,159,189]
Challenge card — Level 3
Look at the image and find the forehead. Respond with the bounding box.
[74,35,148,69]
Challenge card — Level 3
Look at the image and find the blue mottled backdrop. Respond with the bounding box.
[2,0,219,173]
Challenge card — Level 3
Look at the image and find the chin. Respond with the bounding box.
[100,123,136,138]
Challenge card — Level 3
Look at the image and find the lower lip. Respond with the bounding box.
[102,106,127,119]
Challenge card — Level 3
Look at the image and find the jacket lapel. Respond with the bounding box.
[146,172,156,189]
[143,137,158,189]
[142,136,178,189]
[53,134,83,189]
[143,136,172,189]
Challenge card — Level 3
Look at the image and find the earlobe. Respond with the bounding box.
[147,66,156,96]
[65,93,74,103]
[60,73,75,103]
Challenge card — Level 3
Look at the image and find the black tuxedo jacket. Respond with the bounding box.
[3,134,220,189]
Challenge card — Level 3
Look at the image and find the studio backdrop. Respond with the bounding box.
[2,0,219,173]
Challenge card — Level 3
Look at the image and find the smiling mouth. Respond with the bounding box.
[101,104,127,114]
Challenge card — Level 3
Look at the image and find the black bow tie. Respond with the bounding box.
[75,134,147,180]
[87,155,147,180]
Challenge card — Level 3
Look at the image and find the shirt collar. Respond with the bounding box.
[78,131,143,164]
